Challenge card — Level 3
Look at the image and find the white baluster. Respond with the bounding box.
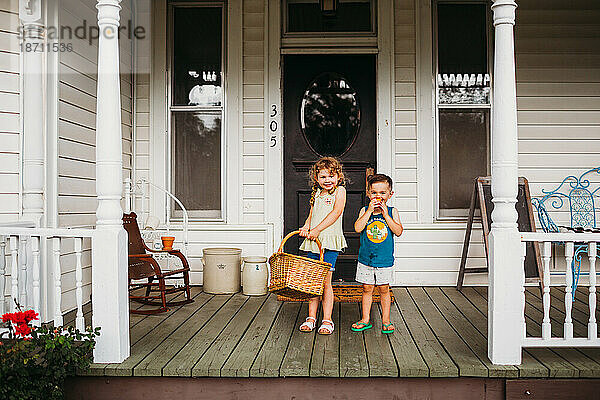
[0,237,5,314]
[521,241,527,339]
[564,241,574,339]
[75,237,84,331]
[542,241,552,339]
[19,236,28,307]
[53,237,63,327]
[10,236,18,312]
[589,243,597,340]
[31,236,41,327]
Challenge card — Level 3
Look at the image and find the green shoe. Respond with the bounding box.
[382,323,395,334]
[351,321,372,332]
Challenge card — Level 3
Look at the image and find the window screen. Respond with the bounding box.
[436,3,490,216]
[170,5,224,219]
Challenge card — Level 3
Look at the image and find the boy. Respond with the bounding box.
[351,174,403,334]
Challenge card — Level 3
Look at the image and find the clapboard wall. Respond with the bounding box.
[0,0,20,224]
[57,0,134,228]
[394,0,419,224]
[515,0,600,225]
[241,0,265,224]
[394,0,600,285]
[56,0,135,312]
[129,0,599,286]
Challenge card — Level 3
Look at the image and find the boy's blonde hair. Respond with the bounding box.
[308,157,346,206]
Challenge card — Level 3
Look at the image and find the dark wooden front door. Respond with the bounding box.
[283,54,377,282]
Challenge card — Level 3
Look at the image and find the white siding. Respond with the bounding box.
[0,0,20,223]
[516,0,600,227]
[57,0,134,228]
[56,0,134,312]
[242,0,265,224]
[151,225,272,285]
[394,0,418,224]
[133,0,151,215]
[396,0,600,286]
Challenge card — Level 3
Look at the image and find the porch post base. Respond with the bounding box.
[92,228,130,363]
[488,228,522,365]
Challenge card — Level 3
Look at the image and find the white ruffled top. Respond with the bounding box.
[300,188,347,253]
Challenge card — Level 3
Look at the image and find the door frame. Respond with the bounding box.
[265,0,395,249]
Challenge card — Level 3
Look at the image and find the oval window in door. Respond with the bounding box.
[300,72,361,157]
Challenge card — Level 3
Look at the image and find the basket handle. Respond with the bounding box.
[278,230,324,262]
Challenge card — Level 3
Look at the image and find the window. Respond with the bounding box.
[169,3,224,219]
[300,72,361,156]
[435,2,490,217]
[284,0,375,34]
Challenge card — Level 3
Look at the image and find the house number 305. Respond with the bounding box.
[269,104,278,147]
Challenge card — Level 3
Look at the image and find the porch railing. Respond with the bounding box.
[520,232,600,348]
[0,226,95,332]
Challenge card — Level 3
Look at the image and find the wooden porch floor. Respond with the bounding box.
[83,286,600,378]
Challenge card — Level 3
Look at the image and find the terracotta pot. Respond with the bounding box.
[161,236,175,251]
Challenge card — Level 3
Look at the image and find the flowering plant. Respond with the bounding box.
[2,309,39,339]
[1,302,100,400]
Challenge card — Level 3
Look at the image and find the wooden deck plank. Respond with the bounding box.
[427,288,518,378]
[160,294,247,377]
[409,288,488,377]
[129,289,203,346]
[84,290,206,377]
[280,303,317,377]
[102,292,215,376]
[250,302,301,377]
[395,288,458,377]
[385,295,429,377]
[472,287,578,378]
[129,289,191,330]
[549,288,594,328]
[134,294,234,376]
[363,303,398,377]
[339,303,370,377]
[193,295,268,377]
[444,288,548,378]
[309,303,340,377]
[221,294,282,377]
[555,286,600,324]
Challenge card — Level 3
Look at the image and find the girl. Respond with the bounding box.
[298,157,347,335]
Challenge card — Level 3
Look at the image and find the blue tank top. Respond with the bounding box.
[358,206,395,268]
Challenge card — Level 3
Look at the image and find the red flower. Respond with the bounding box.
[2,309,39,338]
[14,324,32,337]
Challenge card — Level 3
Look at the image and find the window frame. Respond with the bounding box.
[433,0,494,220]
[166,1,227,221]
[282,0,378,38]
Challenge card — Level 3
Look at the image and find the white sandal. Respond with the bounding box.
[299,316,316,332]
[318,319,335,335]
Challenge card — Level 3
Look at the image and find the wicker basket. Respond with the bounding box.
[268,230,331,299]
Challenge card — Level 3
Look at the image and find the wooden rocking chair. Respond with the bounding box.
[123,212,193,314]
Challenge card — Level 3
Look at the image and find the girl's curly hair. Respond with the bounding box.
[308,157,346,206]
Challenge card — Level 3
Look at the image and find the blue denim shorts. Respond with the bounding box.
[303,250,339,272]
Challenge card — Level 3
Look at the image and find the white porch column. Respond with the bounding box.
[488,0,522,365]
[92,0,130,363]
[19,0,45,226]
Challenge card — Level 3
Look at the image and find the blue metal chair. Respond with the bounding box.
[531,167,600,294]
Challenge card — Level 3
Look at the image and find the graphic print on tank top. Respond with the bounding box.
[366,219,388,244]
